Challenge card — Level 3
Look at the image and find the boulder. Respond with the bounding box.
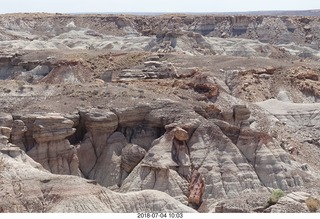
[121,144,146,173]
[174,127,189,141]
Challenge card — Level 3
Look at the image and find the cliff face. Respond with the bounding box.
[0,13,320,213]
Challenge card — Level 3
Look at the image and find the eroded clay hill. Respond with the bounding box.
[0,13,320,213]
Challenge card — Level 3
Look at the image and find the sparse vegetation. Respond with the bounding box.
[268,189,285,206]
[3,88,11,93]
[306,197,320,212]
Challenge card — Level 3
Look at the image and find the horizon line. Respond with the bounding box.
[1,8,320,15]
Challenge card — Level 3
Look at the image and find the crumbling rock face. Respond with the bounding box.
[76,132,96,177]
[189,118,315,204]
[76,106,159,184]
[77,109,119,180]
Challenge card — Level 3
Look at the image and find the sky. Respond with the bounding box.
[1,0,320,14]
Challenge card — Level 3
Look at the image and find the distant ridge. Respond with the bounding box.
[223,9,320,16]
[72,9,320,16]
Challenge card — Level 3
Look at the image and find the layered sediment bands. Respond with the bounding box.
[78,108,118,159]
[236,129,305,190]
[189,119,314,201]
[1,12,320,213]
[256,99,320,127]
[32,114,75,143]
[0,14,319,59]
[120,127,192,203]
[0,151,196,213]
[25,114,80,176]
[111,104,151,127]
[1,14,320,48]
[188,121,263,200]
[1,98,316,202]
[0,113,12,146]
[0,99,318,213]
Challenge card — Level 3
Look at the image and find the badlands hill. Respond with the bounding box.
[0,13,320,213]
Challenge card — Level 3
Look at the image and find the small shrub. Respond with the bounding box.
[3,88,11,93]
[306,197,320,212]
[268,189,284,205]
